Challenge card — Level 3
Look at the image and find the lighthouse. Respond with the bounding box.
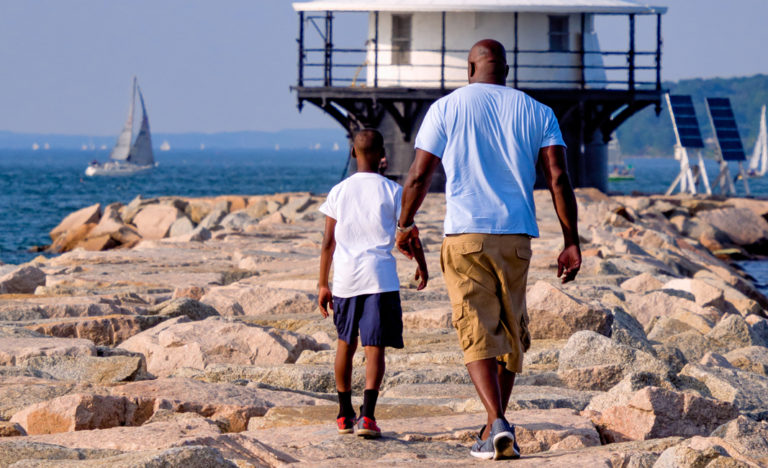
[291,0,666,191]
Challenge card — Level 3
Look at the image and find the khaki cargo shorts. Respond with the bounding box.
[440,233,532,373]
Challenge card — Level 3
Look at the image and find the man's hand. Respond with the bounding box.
[557,244,581,284]
[317,286,333,318]
[415,265,428,290]
[395,225,420,260]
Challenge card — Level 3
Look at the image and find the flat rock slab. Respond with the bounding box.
[0,377,97,420]
[0,297,141,322]
[0,441,121,467]
[110,377,328,432]
[21,354,146,385]
[118,316,321,377]
[248,409,600,462]
[27,315,163,346]
[0,337,96,366]
[11,413,295,467]
[9,446,237,468]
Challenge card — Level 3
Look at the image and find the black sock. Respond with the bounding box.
[361,389,379,420]
[337,391,354,418]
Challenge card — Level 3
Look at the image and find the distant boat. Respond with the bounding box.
[607,134,635,181]
[160,140,171,151]
[332,142,340,151]
[746,105,767,178]
[86,77,156,177]
[31,143,39,151]
[199,143,205,151]
[43,143,50,150]
[81,144,88,151]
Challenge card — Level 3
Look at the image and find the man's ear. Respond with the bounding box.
[469,62,476,77]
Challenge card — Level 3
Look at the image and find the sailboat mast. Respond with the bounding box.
[758,105,768,176]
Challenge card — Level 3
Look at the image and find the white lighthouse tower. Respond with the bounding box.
[292,0,667,190]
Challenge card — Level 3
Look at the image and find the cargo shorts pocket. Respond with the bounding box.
[451,302,474,351]
[516,246,532,261]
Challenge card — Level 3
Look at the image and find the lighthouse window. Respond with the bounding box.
[548,16,570,52]
[392,14,412,65]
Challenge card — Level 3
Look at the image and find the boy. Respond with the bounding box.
[318,128,428,439]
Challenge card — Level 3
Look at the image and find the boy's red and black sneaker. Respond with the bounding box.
[337,415,355,434]
[356,416,381,439]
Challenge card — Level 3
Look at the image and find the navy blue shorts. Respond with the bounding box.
[333,291,404,348]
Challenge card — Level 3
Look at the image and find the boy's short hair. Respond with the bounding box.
[353,129,384,158]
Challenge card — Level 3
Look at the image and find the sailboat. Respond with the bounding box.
[746,105,768,178]
[607,134,635,181]
[85,77,156,177]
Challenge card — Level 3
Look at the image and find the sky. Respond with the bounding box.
[1,0,767,135]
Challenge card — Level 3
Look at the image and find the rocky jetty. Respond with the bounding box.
[1,189,768,466]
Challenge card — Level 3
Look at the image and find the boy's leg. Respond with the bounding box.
[361,345,385,420]
[335,338,357,418]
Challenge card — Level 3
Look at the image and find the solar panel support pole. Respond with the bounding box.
[665,94,709,195]
[706,97,747,196]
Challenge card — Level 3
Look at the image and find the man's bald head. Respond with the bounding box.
[468,39,509,85]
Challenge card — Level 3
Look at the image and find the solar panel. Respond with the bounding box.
[706,97,746,161]
[667,95,704,148]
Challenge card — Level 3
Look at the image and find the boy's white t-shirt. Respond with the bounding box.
[319,172,402,298]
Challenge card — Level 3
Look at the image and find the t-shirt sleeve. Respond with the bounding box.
[540,106,567,149]
[414,101,447,158]
[318,186,338,219]
[394,185,403,221]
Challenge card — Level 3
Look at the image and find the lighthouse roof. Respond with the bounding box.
[292,0,666,14]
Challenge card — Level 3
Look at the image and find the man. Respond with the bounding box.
[395,39,581,461]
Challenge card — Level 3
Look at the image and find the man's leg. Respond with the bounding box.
[335,338,357,418]
[498,363,516,413]
[467,358,507,440]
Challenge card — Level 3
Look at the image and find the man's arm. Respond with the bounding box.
[317,216,337,318]
[396,149,441,258]
[538,145,581,283]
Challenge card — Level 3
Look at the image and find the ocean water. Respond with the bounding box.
[1,151,767,294]
[0,149,346,265]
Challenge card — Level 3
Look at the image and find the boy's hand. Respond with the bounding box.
[318,286,333,318]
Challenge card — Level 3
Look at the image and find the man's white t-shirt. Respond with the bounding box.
[319,172,402,298]
[415,83,566,237]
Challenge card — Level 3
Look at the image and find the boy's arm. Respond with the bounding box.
[318,216,337,318]
[411,235,429,291]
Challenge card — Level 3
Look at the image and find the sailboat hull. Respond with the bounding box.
[85,162,155,177]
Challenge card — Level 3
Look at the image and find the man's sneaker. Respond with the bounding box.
[337,415,355,434]
[356,416,381,439]
[469,419,520,460]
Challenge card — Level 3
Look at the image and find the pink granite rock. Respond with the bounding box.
[118,316,322,377]
[596,386,739,443]
[526,281,613,339]
[11,394,141,434]
[131,204,182,240]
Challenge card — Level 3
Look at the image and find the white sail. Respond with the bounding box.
[109,77,137,161]
[748,105,767,176]
[127,85,154,167]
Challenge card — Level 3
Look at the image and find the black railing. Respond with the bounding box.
[297,11,663,92]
